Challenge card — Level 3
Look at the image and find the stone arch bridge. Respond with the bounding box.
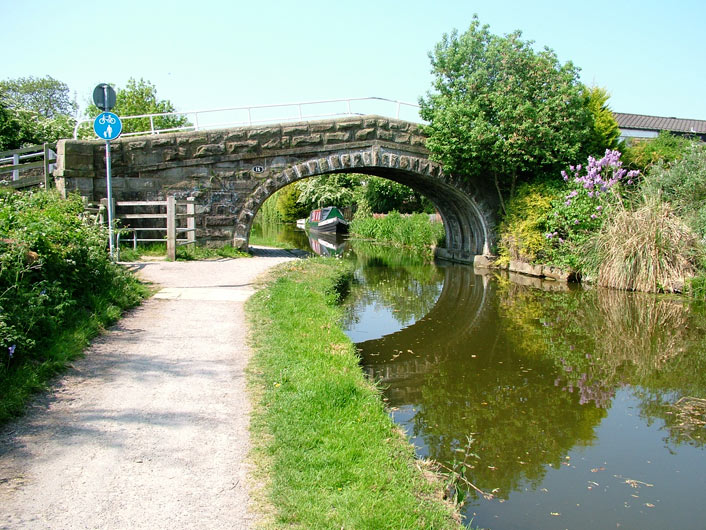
[54,116,498,263]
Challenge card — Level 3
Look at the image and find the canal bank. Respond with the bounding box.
[245,257,461,528]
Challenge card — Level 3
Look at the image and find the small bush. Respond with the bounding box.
[498,182,560,265]
[622,131,696,171]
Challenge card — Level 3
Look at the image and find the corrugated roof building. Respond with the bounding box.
[614,113,706,141]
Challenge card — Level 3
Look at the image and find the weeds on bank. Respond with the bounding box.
[117,242,249,261]
[0,189,148,423]
[350,211,445,258]
[246,258,460,529]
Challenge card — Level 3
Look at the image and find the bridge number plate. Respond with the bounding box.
[93,112,123,141]
[252,165,264,173]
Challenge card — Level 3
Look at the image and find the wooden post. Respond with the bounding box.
[42,143,50,189]
[186,197,196,246]
[99,198,109,225]
[166,195,176,261]
[12,153,19,181]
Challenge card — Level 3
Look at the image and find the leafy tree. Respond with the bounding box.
[582,86,620,157]
[0,95,25,150]
[419,16,593,214]
[295,173,362,208]
[275,184,310,222]
[362,177,430,213]
[0,78,76,146]
[0,76,77,119]
[83,78,189,136]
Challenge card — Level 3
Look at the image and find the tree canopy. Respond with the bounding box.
[582,86,620,157]
[0,76,77,119]
[0,77,76,148]
[419,17,594,212]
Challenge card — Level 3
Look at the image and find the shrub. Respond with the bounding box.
[497,182,560,264]
[0,189,145,390]
[622,131,696,171]
[640,142,706,239]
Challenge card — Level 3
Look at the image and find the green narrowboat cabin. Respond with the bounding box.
[306,206,349,234]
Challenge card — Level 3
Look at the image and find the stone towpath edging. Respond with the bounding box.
[0,249,296,529]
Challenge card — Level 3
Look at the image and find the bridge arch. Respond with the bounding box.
[236,145,496,261]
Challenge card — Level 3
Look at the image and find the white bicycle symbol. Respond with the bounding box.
[99,114,116,125]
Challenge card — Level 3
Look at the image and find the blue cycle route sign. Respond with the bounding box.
[93,112,123,140]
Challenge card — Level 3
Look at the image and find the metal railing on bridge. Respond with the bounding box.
[73,96,422,139]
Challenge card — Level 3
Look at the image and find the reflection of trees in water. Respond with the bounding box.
[251,221,311,248]
[497,281,706,446]
[348,252,706,505]
[342,242,444,328]
[355,265,607,500]
[413,357,605,500]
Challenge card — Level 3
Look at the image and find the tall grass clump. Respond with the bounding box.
[246,258,460,528]
[581,197,701,293]
[0,189,147,422]
[350,211,444,257]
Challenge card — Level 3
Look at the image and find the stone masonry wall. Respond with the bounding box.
[55,116,429,244]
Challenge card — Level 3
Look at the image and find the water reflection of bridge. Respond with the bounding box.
[357,263,495,400]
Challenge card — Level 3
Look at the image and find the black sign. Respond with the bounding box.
[252,165,265,173]
[92,83,117,112]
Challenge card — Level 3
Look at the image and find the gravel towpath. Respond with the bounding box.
[0,248,299,529]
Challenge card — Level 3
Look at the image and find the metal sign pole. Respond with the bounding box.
[105,139,115,259]
[93,83,121,260]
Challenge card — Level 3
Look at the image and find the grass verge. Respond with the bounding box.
[117,242,250,261]
[246,257,460,528]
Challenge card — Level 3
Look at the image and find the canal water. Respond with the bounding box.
[259,224,706,529]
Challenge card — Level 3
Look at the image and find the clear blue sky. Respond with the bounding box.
[4,0,705,121]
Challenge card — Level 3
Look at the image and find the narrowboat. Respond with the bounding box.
[306,206,349,234]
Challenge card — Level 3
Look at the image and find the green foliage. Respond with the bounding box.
[419,16,593,211]
[498,182,561,264]
[582,86,620,157]
[246,258,460,528]
[291,173,433,216]
[639,142,706,238]
[622,131,696,171]
[362,176,430,213]
[0,189,146,421]
[82,78,189,136]
[0,77,76,147]
[0,76,77,119]
[350,211,445,258]
[275,184,310,222]
[0,96,25,150]
[295,173,361,208]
